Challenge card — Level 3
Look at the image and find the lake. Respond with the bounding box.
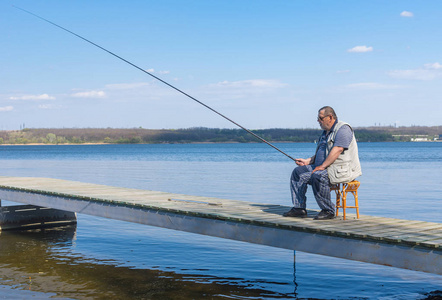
[0,142,441,299]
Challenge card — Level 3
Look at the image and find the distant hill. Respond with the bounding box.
[0,126,440,145]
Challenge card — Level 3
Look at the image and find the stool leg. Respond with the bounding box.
[342,191,347,220]
[354,190,359,219]
[334,184,341,217]
[336,190,340,217]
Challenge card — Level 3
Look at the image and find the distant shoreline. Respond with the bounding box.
[0,126,440,145]
[3,141,441,146]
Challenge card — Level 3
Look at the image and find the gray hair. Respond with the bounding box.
[319,106,337,119]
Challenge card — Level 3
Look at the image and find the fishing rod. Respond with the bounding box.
[14,6,297,162]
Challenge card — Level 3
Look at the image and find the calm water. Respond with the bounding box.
[0,142,441,299]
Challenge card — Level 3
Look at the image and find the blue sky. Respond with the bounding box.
[1,1,441,130]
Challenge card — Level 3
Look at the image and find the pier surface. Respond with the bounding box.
[0,176,440,275]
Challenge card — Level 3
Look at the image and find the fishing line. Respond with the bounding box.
[14,6,296,162]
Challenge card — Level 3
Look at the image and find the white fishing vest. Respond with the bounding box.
[325,120,362,184]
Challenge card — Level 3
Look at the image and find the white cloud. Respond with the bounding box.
[387,62,442,80]
[38,104,60,109]
[424,62,442,70]
[400,11,414,17]
[9,94,55,100]
[71,90,106,98]
[345,82,402,90]
[211,79,287,89]
[347,45,373,53]
[145,69,169,75]
[0,106,13,112]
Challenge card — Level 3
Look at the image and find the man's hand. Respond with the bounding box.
[312,165,326,173]
[295,158,310,166]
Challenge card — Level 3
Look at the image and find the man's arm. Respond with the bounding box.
[312,146,344,172]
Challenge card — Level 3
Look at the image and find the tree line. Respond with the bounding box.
[0,126,439,145]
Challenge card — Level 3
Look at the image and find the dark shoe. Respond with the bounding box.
[314,210,335,220]
[283,207,307,218]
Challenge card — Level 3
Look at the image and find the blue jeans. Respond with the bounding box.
[290,165,335,213]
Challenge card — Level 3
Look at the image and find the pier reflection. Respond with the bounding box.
[0,226,295,299]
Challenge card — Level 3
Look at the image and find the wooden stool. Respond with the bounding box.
[330,180,360,220]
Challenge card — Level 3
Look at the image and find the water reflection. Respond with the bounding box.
[0,226,297,299]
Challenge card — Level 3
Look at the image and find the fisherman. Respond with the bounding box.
[283,106,362,220]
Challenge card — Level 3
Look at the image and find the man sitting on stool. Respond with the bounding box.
[283,106,362,220]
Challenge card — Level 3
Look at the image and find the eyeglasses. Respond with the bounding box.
[317,115,330,121]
